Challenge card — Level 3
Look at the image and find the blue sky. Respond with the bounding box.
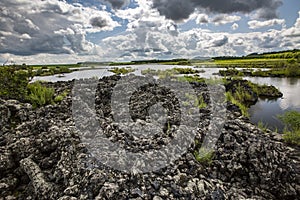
[0,0,299,64]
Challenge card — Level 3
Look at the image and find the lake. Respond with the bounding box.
[32,65,300,132]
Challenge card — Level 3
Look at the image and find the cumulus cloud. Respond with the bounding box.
[212,15,241,25]
[196,14,209,24]
[283,11,300,37]
[1,0,299,64]
[211,35,229,47]
[151,0,283,21]
[248,19,285,29]
[0,0,119,56]
[114,0,180,54]
[90,17,108,28]
[231,23,239,30]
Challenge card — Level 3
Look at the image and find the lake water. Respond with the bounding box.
[32,65,300,132]
[246,77,300,132]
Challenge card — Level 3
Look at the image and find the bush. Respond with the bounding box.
[0,66,32,101]
[27,82,55,108]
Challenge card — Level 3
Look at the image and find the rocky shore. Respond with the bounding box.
[0,75,299,199]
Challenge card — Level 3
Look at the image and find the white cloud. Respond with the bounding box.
[212,15,241,25]
[0,0,299,64]
[231,23,239,30]
[0,0,119,56]
[194,13,241,26]
[195,14,209,24]
[282,11,300,38]
[248,19,285,29]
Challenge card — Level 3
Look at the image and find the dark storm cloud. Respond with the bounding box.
[90,17,108,28]
[151,0,283,21]
[102,0,129,9]
[197,15,209,24]
[212,36,228,47]
[152,0,195,21]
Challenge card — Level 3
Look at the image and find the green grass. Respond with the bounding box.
[278,111,300,146]
[196,95,207,109]
[54,90,69,103]
[108,67,135,75]
[34,66,72,76]
[176,75,206,83]
[282,130,300,146]
[27,82,55,108]
[194,147,214,165]
[184,93,207,109]
[248,82,282,97]
[141,68,203,78]
[225,79,282,117]
[225,91,249,117]
[173,68,204,74]
[219,64,300,78]
[257,121,269,132]
[30,64,81,70]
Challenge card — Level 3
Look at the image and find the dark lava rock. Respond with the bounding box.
[0,75,299,199]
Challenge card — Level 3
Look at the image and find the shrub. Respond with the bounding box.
[0,65,33,101]
[27,82,55,108]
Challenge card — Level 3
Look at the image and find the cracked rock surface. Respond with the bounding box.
[0,75,299,199]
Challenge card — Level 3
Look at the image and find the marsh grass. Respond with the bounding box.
[194,147,214,165]
[109,67,135,75]
[257,121,269,132]
[225,91,249,117]
[54,90,69,103]
[27,82,55,108]
[278,111,300,145]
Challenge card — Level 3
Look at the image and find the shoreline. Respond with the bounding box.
[1,75,299,199]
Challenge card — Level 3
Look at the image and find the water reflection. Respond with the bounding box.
[32,65,300,132]
[246,77,300,132]
[246,77,300,110]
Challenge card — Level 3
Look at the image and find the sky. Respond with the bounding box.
[0,0,300,64]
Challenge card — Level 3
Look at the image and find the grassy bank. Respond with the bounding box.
[224,79,282,117]
[219,63,300,78]
[0,65,68,108]
[278,111,300,146]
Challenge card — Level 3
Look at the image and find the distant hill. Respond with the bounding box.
[246,49,300,59]
[213,49,300,60]
[190,56,212,61]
